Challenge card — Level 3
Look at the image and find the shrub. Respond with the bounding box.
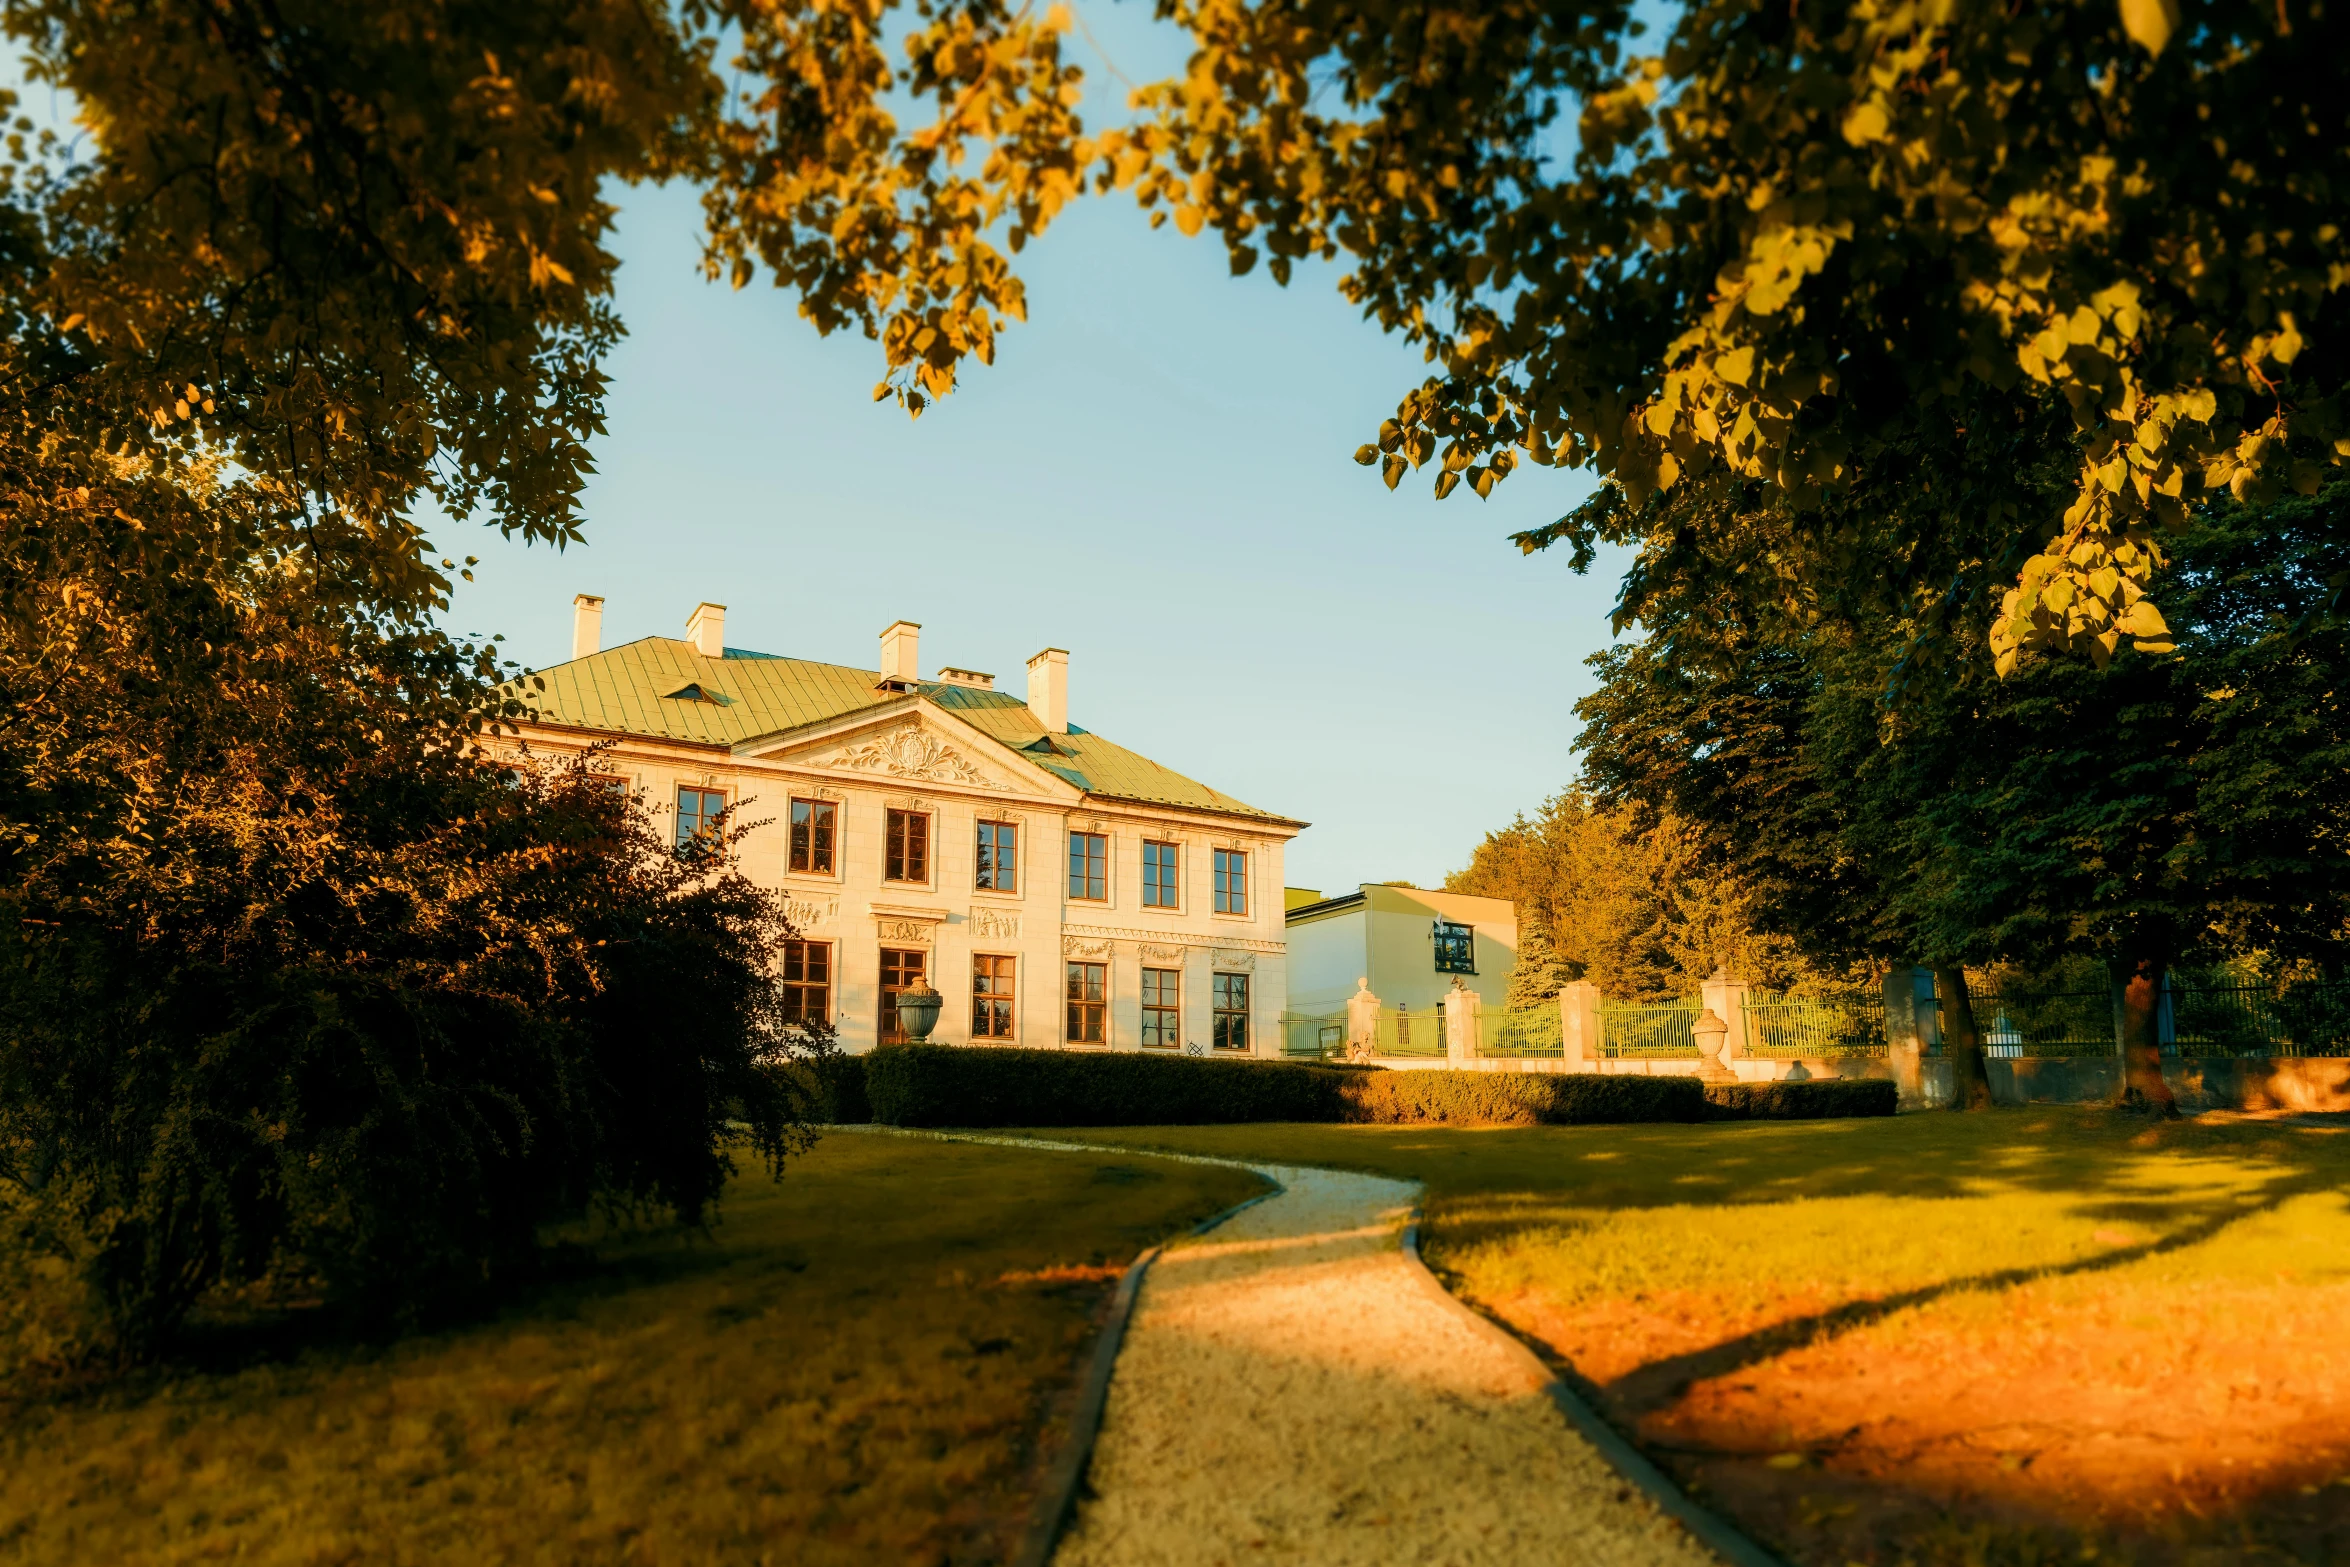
[864,1047,1712,1129]
[0,710,827,1365]
[1336,1070,1706,1126]
[1704,1077,1900,1120]
[865,1045,1348,1127]
[808,1051,872,1124]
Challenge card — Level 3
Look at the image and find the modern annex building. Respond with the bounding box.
[503,597,1307,1055]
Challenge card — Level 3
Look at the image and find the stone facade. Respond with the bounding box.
[503,607,1302,1056]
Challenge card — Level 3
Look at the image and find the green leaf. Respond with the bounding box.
[2119,0,2179,54]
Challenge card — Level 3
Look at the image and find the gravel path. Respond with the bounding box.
[1053,1162,1719,1567]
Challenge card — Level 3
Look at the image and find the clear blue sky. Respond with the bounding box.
[440,165,1631,893]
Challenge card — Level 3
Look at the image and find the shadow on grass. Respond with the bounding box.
[1600,1159,2336,1418]
[1041,1110,2350,1566]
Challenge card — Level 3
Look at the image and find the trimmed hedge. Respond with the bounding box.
[808,1051,872,1124]
[1335,1069,1704,1126]
[863,1045,1711,1128]
[865,1044,1350,1128]
[1704,1077,1899,1120]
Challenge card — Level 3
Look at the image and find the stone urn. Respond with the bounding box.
[1693,1007,1737,1084]
[895,980,944,1043]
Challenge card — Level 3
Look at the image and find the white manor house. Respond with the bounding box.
[507,597,1306,1056]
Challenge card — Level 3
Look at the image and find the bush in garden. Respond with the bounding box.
[1703,1078,1900,1120]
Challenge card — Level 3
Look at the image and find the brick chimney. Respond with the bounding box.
[1026,647,1068,734]
[879,620,921,690]
[571,593,603,661]
[686,601,725,658]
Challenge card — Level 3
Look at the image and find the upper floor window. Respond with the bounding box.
[1433,920,1476,973]
[1068,830,1107,901]
[1212,849,1248,915]
[676,786,727,848]
[886,808,931,883]
[1142,841,1180,908]
[976,820,1019,893]
[790,798,836,874]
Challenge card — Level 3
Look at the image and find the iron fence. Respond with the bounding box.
[1375,1006,1449,1057]
[2169,983,2350,1058]
[1476,1008,1565,1058]
[1964,990,2113,1057]
[1279,1013,1347,1060]
[1598,1001,1700,1058]
[1742,994,1888,1058]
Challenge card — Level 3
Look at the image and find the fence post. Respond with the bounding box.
[1345,977,1381,1058]
[1560,981,1600,1068]
[1883,964,1926,1107]
[1700,968,1752,1064]
[1443,979,1478,1064]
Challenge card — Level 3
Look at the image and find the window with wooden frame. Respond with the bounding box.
[1212,848,1248,914]
[1066,961,1107,1044]
[972,954,1017,1040]
[676,785,727,848]
[1212,972,1251,1052]
[975,820,1019,892]
[885,807,931,883]
[779,940,832,1025]
[1067,830,1107,901]
[1142,840,1180,908]
[1140,967,1181,1049]
[879,947,927,1043]
[789,797,836,874]
[1433,920,1477,974]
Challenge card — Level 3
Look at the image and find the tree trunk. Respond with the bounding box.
[2114,955,2180,1118]
[1934,966,1994,1111]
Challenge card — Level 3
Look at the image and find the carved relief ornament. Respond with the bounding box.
[827,723,989,786]
[968,907,1021,940]
[1063,936,1113,959]
[1139,943,1188,964]
[784,896,839,929]
[877,919,937,945]
[1210,949,1257,972]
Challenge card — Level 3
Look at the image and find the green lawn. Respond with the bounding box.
[1035,1110,2350,1566]
[0,1132,1263,1567]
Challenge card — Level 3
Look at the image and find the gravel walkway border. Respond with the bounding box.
[1396,1206,1787,1567]
[830,1125,1786,1567]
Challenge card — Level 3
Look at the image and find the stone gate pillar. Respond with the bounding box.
[1443,978,1479,1065]
[1560,981,1601,1070]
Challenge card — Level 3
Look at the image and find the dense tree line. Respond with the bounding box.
[1550,484,2350,1112]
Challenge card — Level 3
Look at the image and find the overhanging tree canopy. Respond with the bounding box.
[6,0,2339,658]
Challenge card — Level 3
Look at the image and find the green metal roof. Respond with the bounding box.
[511,638,1300,826]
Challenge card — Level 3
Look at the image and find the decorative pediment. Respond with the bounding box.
[825,721,990,786]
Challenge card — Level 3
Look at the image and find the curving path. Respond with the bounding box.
[1052,1160,1719,1567]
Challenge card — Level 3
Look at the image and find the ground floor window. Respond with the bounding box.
[781,939,831,1025]
[1141,967,1181,1050]
[880,947,927,1043]
[1066,961,1107,1044]
[1212,971,1250,1052]
[972,954,1017,1040]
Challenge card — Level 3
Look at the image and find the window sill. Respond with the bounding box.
[1210,910,1256,923]
[969,886,1024,902]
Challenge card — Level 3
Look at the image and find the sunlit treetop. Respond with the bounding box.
[7,0,2342,664]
